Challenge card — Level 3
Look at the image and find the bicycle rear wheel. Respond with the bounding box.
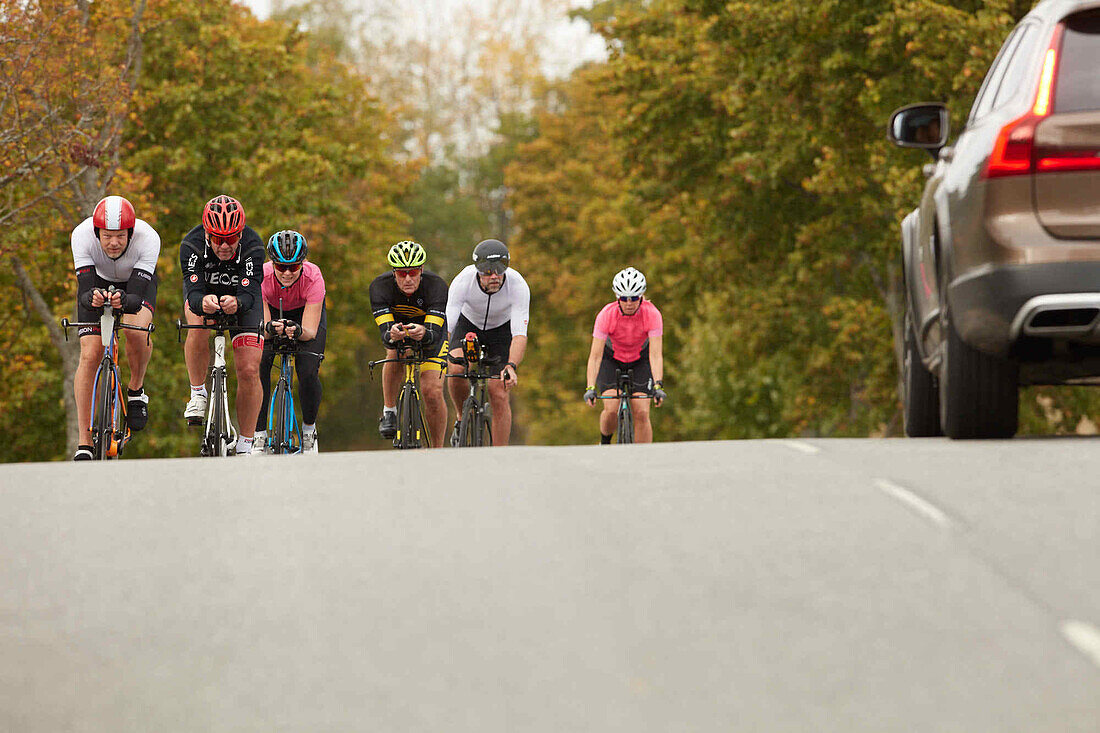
[617,398,634,444]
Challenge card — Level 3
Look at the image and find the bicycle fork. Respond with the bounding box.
[206,335,238,452]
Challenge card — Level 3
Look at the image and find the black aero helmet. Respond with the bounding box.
[472,239,509,275]
[267,230,308,265]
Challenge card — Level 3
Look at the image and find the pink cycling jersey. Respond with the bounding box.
[261,261,325,311]
[593,299,663,362]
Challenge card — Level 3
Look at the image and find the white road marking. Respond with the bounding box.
[781,440,820,455]
[875,479,951,528]
[1061,620,1100,669]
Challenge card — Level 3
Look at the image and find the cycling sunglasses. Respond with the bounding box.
[208,233,241,246]
[273,262,302,273]
[393,267,422,278]
[618,295,642,302]
[476,261,507,276]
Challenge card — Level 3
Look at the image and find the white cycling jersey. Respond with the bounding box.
[70,216,160,281]
[446,264,530,337]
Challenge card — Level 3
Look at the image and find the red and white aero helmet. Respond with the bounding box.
[202,195,246,237]
[92,195,136,232]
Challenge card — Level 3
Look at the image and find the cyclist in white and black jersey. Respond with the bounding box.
[445,239,530,446]
[69,195,161,460]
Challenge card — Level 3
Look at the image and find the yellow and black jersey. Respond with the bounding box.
[369,269,449,349]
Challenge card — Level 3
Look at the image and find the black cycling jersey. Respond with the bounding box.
[180,224,265,317]
[368,269,449,349]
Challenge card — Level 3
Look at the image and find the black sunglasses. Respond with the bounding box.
[618,295,642,302]
[476,262,507,275]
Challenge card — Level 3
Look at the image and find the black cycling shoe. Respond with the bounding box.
[73,445,94,461]
[379,411,397,439]
[127,388,149,431]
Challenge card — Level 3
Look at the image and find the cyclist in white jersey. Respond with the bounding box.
[445,239,530,446]
[69,195,161,460]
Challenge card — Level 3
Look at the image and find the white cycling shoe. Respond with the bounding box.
[183,393,207,424]
[302,431,319,454]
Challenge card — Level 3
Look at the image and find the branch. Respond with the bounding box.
[10,254,65,353]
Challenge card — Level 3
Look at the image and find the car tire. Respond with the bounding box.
[903,309,941,437]
[939,310,1018,439]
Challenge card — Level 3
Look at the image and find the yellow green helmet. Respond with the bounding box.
[387,240,427,268]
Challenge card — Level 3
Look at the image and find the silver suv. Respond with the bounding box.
[889,0,1100,438]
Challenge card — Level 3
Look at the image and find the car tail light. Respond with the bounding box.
[983,26,1064,179]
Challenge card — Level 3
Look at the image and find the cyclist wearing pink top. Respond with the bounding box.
[254,230,327,453]
[584,267,667,443]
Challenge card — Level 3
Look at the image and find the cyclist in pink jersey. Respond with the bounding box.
[584,267,667,443]
[254,230,327,453]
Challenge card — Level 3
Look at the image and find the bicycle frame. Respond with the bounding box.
[267,341,304,454]
[446,335,501,447]
[176,315,259,457]
[61,296,154,460]
[368,346,445,449]
[596,368,653,445]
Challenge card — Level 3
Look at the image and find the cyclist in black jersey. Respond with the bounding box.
[179,195,265,456]
[368,240,449,447]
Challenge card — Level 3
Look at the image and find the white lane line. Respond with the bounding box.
[1061,620,1100,669]
[875,479,951,528]
[781,440,820,455]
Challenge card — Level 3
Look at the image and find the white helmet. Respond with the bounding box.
[612,267,647,298]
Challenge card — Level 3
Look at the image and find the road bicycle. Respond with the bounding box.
[446,332,502,447]
[61,288,155,460]
[264,305,324,455]
[596,368,654,445]
[369,338,446,449]
[176,313,259,457]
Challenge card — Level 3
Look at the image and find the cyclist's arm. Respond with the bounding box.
[180,237,206,315]
[121,268,154,314]
[296,301,323,342]
[649,334,664,384]
[585,336,605,390]
[421,276,449,348]
[445,267,471,340]
[369,277,399,347]
[507,335,527,371]
[75,266,101,310]
[235,236,263,313]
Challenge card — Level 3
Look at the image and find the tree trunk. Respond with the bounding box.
[11,254,80,457]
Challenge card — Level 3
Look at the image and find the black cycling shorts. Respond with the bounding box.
[77,272,158,338]
[596,343,653,394]
[449,314,512,366]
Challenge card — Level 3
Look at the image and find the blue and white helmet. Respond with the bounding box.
[267,230,308,265]
[612,267,646,297]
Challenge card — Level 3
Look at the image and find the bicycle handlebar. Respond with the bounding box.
[60,317,155,344]
[175,314,263,343]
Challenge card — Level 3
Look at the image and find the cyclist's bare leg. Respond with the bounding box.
[446,348,470,414]
[382,348,400,410]
[488,377,511,446]
[630,395,653,443]
[183,306,210,387]
[121,307,153,390]
[74,335,106,445]
[419,368,447,448]
[232,338,262,440]
[599,388,618,436]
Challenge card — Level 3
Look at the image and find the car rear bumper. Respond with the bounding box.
[948,260,1100,356]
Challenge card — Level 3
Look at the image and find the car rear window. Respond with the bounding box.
[1055,10,1100,113]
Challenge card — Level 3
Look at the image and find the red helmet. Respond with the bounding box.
[202,195,245,236]
[92,196,136,231]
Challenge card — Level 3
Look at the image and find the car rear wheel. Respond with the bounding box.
[939,310,1018,438]
[903,309,941,437]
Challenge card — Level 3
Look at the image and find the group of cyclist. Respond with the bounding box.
[68,194,665,459]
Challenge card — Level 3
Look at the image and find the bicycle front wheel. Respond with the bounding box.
[273,379,289,454]
[92,364,114,460]
[210,374,229,457]
[396,384,420,449]
[617,399,634,444]
[458,398,491,447]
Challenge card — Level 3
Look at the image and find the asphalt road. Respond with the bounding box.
[1,439,1098,731]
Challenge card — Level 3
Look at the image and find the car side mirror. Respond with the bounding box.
[888,103,949,158]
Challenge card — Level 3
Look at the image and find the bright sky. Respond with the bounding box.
[241,0,606,79]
